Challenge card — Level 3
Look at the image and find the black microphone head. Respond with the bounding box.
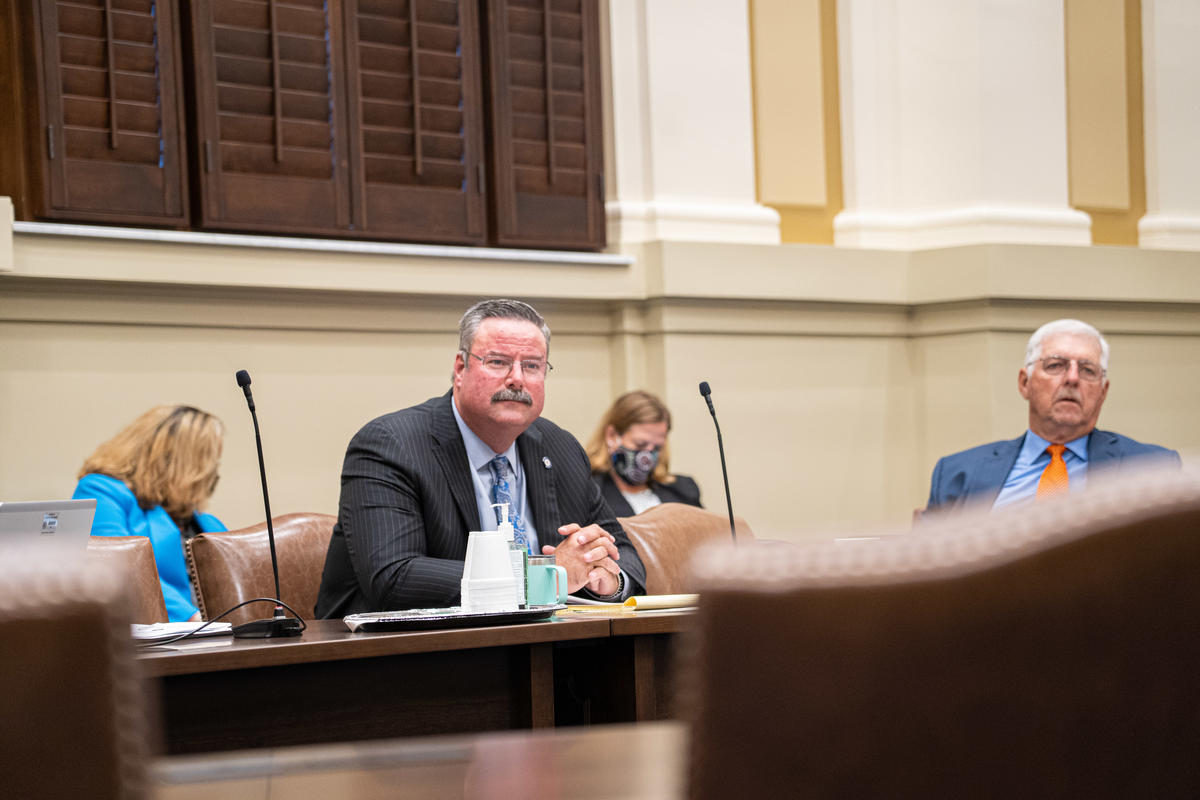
[698,381,711,397]
[236,370,252,388]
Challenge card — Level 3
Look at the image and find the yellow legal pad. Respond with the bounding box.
[554,593,699,616]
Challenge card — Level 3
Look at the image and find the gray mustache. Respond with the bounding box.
[491,388,533,405]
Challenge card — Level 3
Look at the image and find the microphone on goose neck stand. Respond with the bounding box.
[698,381,737,543]
[232,369,302,638]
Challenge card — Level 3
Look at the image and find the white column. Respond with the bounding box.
[0,196,13,273]
[601,0,780,245]
[834,0,1090,249]
[1139,0,1200,251]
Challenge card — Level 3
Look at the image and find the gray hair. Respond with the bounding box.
[1024,319,1109,371]
[458,299,551,355]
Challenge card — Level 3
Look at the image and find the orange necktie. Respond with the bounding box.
[1036,444,1069,498]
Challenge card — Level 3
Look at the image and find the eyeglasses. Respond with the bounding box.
[1029,356,1106,383]
[464,351,553,378]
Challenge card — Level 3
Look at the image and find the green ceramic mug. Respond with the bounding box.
[526,555,568,606]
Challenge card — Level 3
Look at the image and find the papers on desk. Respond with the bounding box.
[131,621,234,644]
[558,593,699,616]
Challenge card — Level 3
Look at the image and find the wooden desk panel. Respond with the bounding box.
[606,611,696,723]
[141,618,609,754]
[140,611,697,754]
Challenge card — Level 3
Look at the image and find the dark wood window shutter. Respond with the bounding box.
[188,0,351,234]
[342,0,487,243]
[483,0,605,250]
[31,0,189,224]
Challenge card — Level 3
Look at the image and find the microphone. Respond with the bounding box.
[231,370,302,638]
[236,368,255,411]
[699,382,737,542]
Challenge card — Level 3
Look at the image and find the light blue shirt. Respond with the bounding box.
[993,430,1090,509]
[451,398,539,552]
[450,399,630,600]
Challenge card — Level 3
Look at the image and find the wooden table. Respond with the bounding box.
[139,610,697,754]
[608,609,694,722]
[140,616,610,754]
[545,609,694,728]
[152,720,688,800]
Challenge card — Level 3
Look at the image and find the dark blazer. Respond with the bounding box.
[925,428,1181,513]
[316,392,646,617]
[593,471,702,518]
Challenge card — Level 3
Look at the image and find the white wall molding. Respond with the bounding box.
[835,206,1092,250]
[606,199,781,245]
[1139,215,1200,251]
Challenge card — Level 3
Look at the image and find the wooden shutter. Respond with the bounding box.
[189,0,351,234]
[483,0,605,250]
[31,0,188,224]
[342,0,487,243]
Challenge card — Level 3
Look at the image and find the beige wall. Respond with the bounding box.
[4,226,1199,542]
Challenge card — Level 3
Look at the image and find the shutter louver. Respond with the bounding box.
[36,0,188,223]
[191,0,351,233]
[485,0,604,249]
[342,0,486,243]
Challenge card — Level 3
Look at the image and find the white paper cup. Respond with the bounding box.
[463,531,512,581]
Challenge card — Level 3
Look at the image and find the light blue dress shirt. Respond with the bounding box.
[993,430,1090,510]
[450,399,630,600]
[451,399,539,551]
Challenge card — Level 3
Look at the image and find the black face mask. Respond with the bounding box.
[611,446,659,487]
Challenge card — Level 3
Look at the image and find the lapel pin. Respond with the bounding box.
[543,456,552,469]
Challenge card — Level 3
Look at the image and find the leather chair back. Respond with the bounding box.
[0,547,151,798]
[86,534,169,623]
[683,468,1200,799]
[186,512,335,625]
[618,502,754,595]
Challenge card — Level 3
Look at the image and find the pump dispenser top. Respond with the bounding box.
[491,502,514,541]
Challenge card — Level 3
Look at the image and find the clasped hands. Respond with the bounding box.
[541,523,621,596]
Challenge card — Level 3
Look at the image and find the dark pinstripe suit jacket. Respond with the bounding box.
[315,392,646,617]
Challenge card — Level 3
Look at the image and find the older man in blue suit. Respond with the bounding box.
[925,319,1180,514]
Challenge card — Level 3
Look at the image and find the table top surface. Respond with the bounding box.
[153,720,687,800]
[137,609,697,677]
[137,616,612,677]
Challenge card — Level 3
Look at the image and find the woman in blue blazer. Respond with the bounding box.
[586,390,703,518]
[72,405,226,621]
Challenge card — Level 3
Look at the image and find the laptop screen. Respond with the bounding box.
[0,499,98,550]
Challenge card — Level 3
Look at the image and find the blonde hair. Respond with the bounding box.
[585,390,675,484]
[78,405,224,522]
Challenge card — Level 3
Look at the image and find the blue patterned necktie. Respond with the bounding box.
[489,455,531,554]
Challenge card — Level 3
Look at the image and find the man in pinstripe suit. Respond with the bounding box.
[316,299,646,616]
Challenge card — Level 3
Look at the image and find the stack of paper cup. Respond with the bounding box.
[460,530,519,613]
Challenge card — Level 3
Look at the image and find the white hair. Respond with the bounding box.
[1023,319,1109,371]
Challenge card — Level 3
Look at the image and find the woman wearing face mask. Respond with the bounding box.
[585,390,702,517]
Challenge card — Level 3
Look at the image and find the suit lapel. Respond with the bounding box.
[969,435,1024,507]
[430,393,481,532]
[518,423,560,543]
[1087,429,1121,470]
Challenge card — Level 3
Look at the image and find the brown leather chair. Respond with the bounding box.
[618,502,754,595]
[86,534,169,623]
[0,547,152,798]
[186,512,335,625]
[683,467,1200,799]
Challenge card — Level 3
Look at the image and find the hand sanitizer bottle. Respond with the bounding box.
[492,502,527,608]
